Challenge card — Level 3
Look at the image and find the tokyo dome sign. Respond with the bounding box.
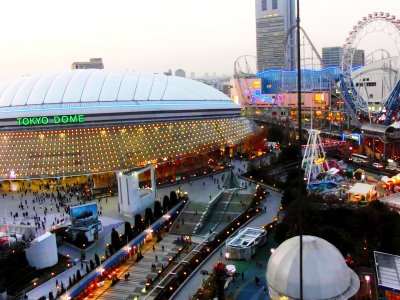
[17,114,85,126]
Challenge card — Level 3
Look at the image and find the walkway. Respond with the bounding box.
[92,234,195,300]
[172,189,282,300]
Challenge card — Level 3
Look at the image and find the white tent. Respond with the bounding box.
[347,183,376,202]
[326,167,340,175]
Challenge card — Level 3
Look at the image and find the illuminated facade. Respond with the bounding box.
[230,76,329,121]
[0,70,254,179]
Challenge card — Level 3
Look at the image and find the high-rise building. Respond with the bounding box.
[322,47,343,68]
[353,49,365,67]
[255,0,296,72]
[71,58,104,70]
[322,47,365,67]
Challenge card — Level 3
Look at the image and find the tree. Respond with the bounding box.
[89,259,95,271]
[269,154,278,164]
[68,276,73,288]
[86,264,90,274]
[170,191,178,207]
[280,168,307,207]
[134,214,144,232]
[76,270,82,281]
[111,228,121,252]
[354,170,363,181]
[268,126,284,143]
[274,222,289,245]
[162,195,170,212]
[49,292,54,300]
[94,253,100,266]
[124,221,134,242]
[108,244,114,255]
[279,144,301,163]
[213,262,227,300]
[144,207,153,227]
[60,282,65,294]
[154,200,163,219]
[75,231,89,248]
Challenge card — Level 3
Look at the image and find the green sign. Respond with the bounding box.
[17,115,85,126]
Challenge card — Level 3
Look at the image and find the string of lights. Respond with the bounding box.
[0,118,253,179]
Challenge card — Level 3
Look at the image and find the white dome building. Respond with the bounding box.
[0,70,254,179]
[266,235,360,299]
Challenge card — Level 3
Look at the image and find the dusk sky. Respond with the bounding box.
[0,0,399,81]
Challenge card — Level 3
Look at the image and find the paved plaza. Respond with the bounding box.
[15,158,259,299]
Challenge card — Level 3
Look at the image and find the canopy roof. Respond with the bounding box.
[374,251,400,291]
[347,183,374,195]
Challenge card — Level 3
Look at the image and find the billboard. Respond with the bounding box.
[70,203,98,227]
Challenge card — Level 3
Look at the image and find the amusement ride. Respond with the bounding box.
[234,12,400,189]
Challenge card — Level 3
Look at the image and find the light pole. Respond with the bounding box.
[365,275,371,298]
[296,0,304,299]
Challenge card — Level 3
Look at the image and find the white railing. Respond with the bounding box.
[379,193,400,209]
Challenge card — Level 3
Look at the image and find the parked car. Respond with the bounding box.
[372,162,384,169]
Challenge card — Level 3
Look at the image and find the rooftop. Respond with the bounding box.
[0,69,230,108]
[374,251,400,291]
[226,227,266,249]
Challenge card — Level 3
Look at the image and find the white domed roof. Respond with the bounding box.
[267,235,359,299]
[0,69,230,107]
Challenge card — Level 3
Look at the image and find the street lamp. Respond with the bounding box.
[365,275,371,297]
[225,252,230,261]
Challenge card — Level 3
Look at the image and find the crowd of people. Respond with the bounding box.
[2,181,95,235]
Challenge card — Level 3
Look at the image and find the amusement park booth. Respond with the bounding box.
[67,202,100,242]
[347,183,377,202]
[225,227,267,260]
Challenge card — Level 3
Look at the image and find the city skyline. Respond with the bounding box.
[0,0,399,81]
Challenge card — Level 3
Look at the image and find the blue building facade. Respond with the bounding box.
[256,66,361,94]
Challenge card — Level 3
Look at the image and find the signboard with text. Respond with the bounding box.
[17,114,85,126]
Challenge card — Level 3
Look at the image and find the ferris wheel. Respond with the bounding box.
[341,12,400,114]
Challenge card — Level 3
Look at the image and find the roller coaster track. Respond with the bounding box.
[339,75,369,116]
[283,25,361,126]
[382,79,400,125]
